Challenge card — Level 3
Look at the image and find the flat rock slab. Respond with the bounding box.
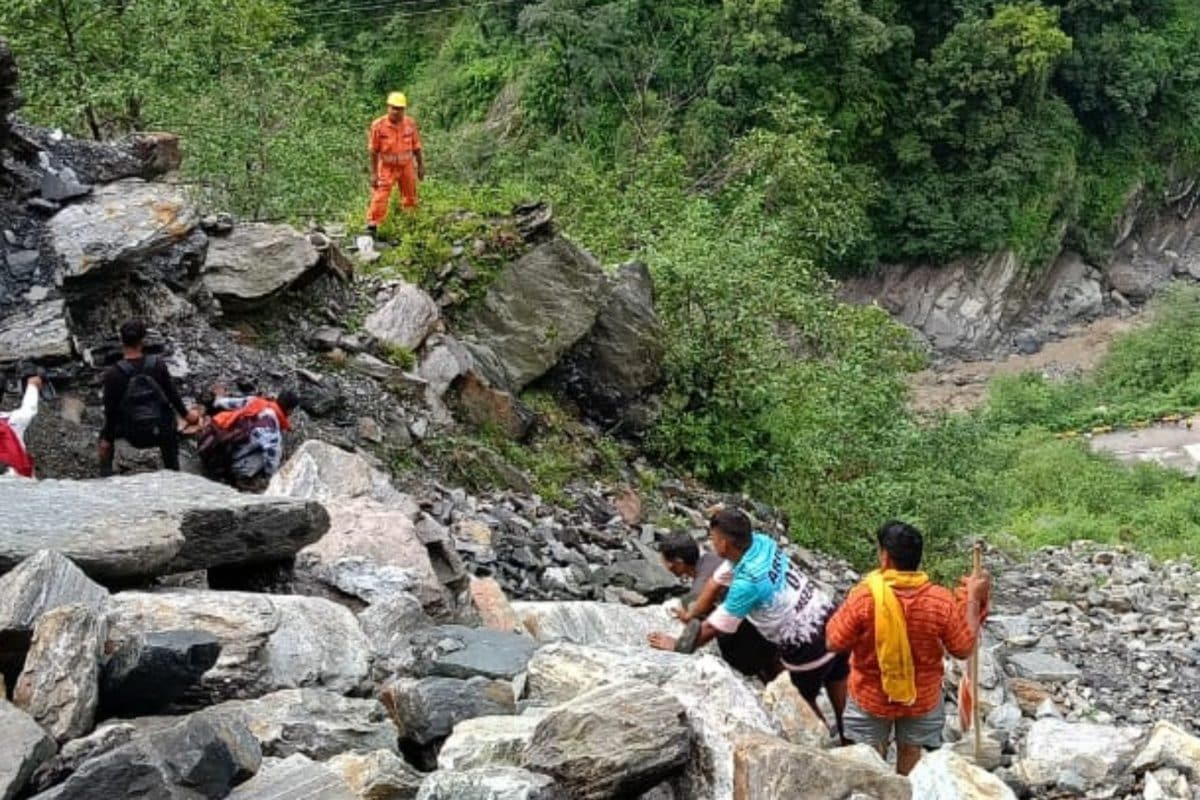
[511,601,683,648]
[204,689,398,761]
[0,297,72,366]
[0,473,328,582]
[437,714,544,772]
[0,550,107,632]
[418,625,536,681]
[1007,651,1082,682]
[46,180,199,280]
[227,754,354,800]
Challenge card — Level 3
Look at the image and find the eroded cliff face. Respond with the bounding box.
[841,180,1200,359]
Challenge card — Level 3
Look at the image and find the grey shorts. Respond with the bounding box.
[843,695,944,749]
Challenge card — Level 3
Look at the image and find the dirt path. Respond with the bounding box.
[909,315,1140,414]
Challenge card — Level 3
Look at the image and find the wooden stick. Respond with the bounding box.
[971,540,983,763]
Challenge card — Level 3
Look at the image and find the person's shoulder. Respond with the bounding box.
[369,115,388,129]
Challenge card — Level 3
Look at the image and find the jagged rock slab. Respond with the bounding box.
[592,558,679,601]
[46,180,199,280]
[14,604,106,743]
[414,625,536,681]
[525,642,692,704]
[364,281,440,352]
[0,297,71,365]
[100,630,220,716]
[27,723,137,794]
[358,591,433,678]
[380,676,516,745]
[327,750,424,800]
[468,577,520,633]
[437,713,545,771]
[660,656,780,800]
[1015,718,1143,791]
[226,754,353,800]
[0,550,107,632]
[296,499,448,613]
[760,672,828,749]
[511,601,683,648]
[416,767,564,800]
[0,699,56,800]
[201,223,321,306]
[1131,721,1200,780]
[0,473,328,582]
[523,680,690,800]
[909,749,1015,799]
[732,733,910,800]
[1006,651,1082,682]
[464,236,606,390]
[550,260,664,429]
[204,689,398,760]
[106,591,371,704]
[30,710,259,800]
[267,441,417,512]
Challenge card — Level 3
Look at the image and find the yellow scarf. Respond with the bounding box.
[864,569,930,705]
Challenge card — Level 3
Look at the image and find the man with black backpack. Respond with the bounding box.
[98,320,199,477]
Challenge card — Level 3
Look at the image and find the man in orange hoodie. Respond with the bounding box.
[826,521,989,775]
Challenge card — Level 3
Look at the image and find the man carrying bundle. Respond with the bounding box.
[826,520,990,774]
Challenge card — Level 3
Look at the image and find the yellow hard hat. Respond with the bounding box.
[386,92,407,108]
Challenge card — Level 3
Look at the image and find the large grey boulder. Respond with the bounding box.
[660,656,780,800]
[0,297,72,365]
[14,604,106,743]
[0,550,107,632]
[523,680,691,800]
[464,236,606,390]
[100,630,221,716]
[30,710,260,800]
[203,689,398,760]
[201,223,321,306]
[0,473,328,583]
[226,754,353,800]
[381,676,515,745]
[106,591,371,704]
[296,499,449,614]
[731,733,910,800]
[0,700,56,800]
[908,749,1016,799]
[549,260,663,428]
[512,601,683,648]
[267,441,418,512]
[437,714,545,771]
[1015,718,1143,791]
[364,282,441,352]
[592,558,678,601]
[327,750,424,800]
[524,642,691,704]
[46,180,200,281]
[357,591,434,678]
[1006,651,1081,682]
[416,767,564,800]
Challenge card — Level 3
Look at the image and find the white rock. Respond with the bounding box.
[438,713,545,771]
[908,748,1017,799]
[1015,718,1143,790]
[364,281,441,352]
[511,601,683,648]
[1131,721,1200,781]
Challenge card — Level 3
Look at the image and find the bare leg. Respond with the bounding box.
[897,743,924,776]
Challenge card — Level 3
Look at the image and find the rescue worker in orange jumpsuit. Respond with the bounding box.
[366,92,424,235]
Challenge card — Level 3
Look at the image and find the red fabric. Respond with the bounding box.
[827,582,976,718]
[212,397,291,433]
[0,418,34,477]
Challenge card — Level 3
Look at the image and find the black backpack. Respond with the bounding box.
[117,356,172,448]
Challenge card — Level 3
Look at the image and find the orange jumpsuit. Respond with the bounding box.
[366,114,422,224]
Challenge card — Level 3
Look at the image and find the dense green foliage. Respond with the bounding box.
[5,1,1200,572]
